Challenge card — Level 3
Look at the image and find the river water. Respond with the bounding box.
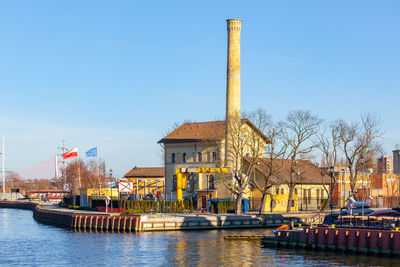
[1,209,400,266]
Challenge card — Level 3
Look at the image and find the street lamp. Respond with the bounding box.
[341,170,345,208]
[298,172,303,211]
[361,156,365,216]
[329,166,334,215]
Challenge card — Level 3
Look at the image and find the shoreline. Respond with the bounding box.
[0,200,280,232]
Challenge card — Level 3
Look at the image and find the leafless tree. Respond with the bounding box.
[250,116,289,214]
[87,159,107,194]
[281,110,322,212]
[315,120,342,210]
[224,110,269,215]
[338,112,383,197]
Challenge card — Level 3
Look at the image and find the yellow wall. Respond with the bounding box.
[251,183,327,211]
[81,188,119,197]
[263,194,298,212]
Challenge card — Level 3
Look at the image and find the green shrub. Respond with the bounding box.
[125,209,143,214]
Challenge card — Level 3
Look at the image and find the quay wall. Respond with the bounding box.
[1,201,303,232]
[0,201,37,210]
[140,215,263,231]
[0,201,141,232]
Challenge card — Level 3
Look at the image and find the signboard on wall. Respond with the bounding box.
[63,184,72,191]
[118,182,134,193]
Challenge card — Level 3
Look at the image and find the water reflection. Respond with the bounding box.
[1,209,400,266]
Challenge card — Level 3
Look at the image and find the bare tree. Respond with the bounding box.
[315,120,342,210]
[224,110,269,215]
[281,110,322,212]
[87,159,107,195]
[338,112,383,197]
[250,116,289,214]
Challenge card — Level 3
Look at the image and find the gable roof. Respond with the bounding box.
[158,120,270,144]
[124,167,165,178]
[245,158,327,185]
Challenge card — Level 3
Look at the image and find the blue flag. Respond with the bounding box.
[86,147,98,157]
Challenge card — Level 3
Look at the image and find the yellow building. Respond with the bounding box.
[80,188,119,197]
[79,188,119,207]
[158,120,269,209]
[124,167,165,198]
[247,158,329,212]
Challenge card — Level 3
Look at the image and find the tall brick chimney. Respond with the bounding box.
[225,19,241,121]
[225,19,241,166]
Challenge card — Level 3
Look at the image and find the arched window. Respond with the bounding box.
[275,187,279,195]
[281,188,284,194]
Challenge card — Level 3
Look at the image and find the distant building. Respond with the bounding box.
[377,156,393,174]
[331,156,400,208]
[27,189,68,201]
[393,150,400,175]
[123,167,165,198]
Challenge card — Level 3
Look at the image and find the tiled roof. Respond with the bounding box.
[246,158,328,185]
[158,120,269,144]
[124,167,165,178]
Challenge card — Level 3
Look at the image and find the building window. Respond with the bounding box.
[308,189,311,204]
[183,153,186,163]
[171,153,176,163]
[198,152,202,162]
[276,188,279,195]
[295,189,298,195]
[212,152,217,162]
[172,175,177,192]
[208,175,215,189]
[281,188,284,195]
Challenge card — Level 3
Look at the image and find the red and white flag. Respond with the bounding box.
[62,147,78,159]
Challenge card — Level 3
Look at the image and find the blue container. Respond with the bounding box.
[242,199,249,213]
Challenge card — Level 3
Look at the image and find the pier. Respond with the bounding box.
[1,200,299,232]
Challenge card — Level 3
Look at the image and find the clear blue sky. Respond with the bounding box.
[1,1,399,178]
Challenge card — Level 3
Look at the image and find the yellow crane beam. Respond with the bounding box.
[175,167,229,202]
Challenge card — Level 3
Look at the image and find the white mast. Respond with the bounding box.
[2,136,5,198]
[55,156,58,181]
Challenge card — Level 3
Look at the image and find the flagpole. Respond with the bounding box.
[98,147,101,196]
[55,156,58,181]
[2,136,5,199]
[78,157,81,190]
